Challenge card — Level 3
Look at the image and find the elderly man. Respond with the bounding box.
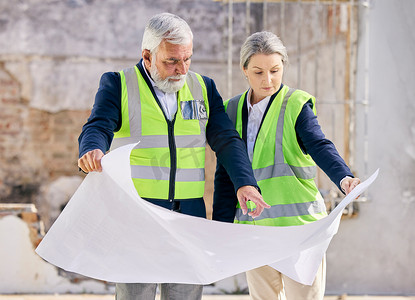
[78,13,269,300]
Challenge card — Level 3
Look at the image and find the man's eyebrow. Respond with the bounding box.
[165,55,192,62]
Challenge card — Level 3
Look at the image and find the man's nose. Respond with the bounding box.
[176,61,188,75]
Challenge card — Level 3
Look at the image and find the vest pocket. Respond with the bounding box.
[181,100,207,120]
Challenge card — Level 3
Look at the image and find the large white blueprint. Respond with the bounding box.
[35,143,378,285]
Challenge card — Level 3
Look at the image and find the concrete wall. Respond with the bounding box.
[0,0,344,210]
[0,0,350,219]
[326,0,415,295]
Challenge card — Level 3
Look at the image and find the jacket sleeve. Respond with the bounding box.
[203,76,258,193]
[78,72,122,157]
[212,162,238,222]
[295,100,354,192]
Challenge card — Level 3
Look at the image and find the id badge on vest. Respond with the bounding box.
[181,100,207,120]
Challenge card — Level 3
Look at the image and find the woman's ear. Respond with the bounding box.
[243,68,248,79]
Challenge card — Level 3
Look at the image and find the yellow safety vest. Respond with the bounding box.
[111,66,209,200]
[225,85,327,226]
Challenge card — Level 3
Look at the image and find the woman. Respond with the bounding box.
[213,31,361,300]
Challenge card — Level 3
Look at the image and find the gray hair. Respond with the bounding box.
[141,13,193,54]
[240,31,288,70]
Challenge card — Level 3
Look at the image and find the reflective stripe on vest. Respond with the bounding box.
[131,165,205,182]
[226,87,326,225]
[111,66,208,199]
[242,200,325,219]
[226,94,241,127]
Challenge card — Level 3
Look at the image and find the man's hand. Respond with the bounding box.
[78,149,104,173]
[236,186,271,218]
[341,177,361,195]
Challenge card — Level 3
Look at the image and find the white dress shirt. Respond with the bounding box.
[142,61,177,121]
[246,89,271,162]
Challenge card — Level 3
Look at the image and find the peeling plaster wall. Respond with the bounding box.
[0,0,229,112]
[326,0,415,295]
[0,0,351,217]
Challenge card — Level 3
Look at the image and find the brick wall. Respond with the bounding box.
[0,66,88,204]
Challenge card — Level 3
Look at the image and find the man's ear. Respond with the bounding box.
[142,49,152,70]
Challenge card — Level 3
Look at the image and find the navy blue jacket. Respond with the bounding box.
[213,85,354,222]
[78,60,258,218]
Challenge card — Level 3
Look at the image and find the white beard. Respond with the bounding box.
[150,63,187,94]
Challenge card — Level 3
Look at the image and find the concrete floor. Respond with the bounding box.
[0,295,415,300]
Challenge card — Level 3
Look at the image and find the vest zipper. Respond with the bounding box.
[136,63,178,208]
[168,117,177,209]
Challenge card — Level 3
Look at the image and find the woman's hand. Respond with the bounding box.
[236,186,271,218]
[341,177,361,195]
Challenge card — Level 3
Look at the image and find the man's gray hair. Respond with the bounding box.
[240,31,288,70]
[142,13,193,54]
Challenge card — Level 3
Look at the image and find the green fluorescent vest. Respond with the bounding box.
[111,66,210,200]
[225,85,327,226]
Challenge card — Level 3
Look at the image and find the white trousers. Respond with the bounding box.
[246,257,326,300]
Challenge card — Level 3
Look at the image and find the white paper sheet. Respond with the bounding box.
[35,143,378,285]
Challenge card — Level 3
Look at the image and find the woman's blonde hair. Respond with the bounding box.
[240,31,288,70]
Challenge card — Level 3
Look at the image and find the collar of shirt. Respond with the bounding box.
[246,89,271,162]
[246,89,271,119]
[141,61,178,121]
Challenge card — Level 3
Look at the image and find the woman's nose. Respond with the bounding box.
[263,73,272,84]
